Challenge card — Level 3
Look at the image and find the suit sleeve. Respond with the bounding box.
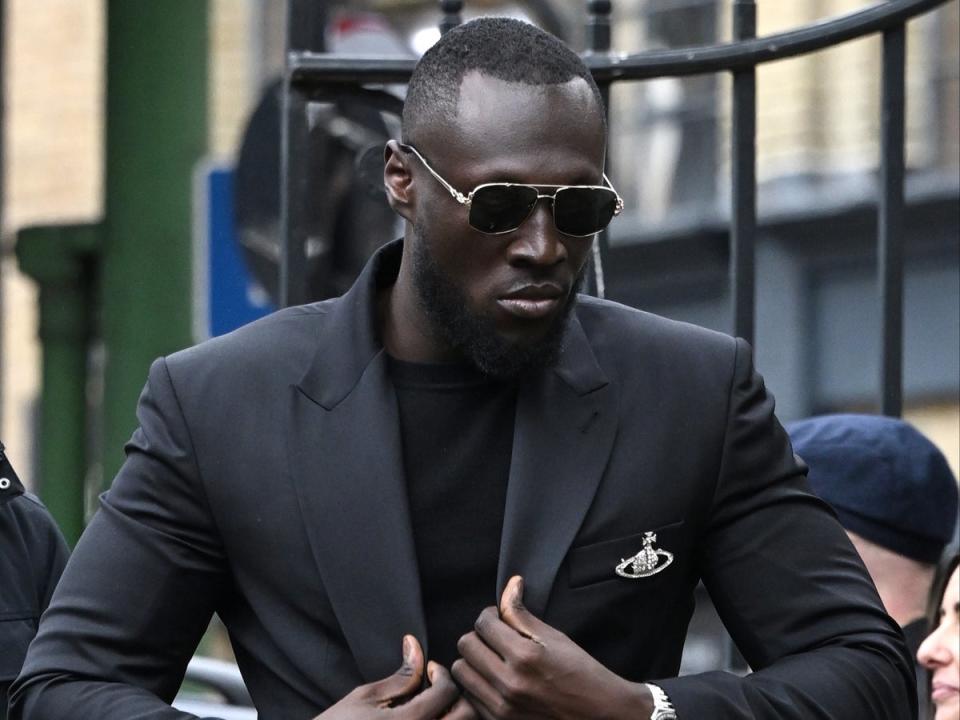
[9,358,228,720]
[656,338,916,719]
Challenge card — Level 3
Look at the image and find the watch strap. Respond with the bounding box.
[644,683,677,720]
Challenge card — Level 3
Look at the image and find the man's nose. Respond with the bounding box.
[505,200,567,267]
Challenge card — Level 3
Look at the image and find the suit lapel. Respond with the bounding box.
[287,241,427,682]
[497,314,618,616]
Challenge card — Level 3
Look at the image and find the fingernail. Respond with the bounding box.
[508,575,523,603]
[402,635,413,663]
[427,661,436,682]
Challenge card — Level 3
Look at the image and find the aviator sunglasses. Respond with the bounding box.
[399,143,624,237]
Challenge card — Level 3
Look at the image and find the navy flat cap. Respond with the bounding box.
[788,414,959,564]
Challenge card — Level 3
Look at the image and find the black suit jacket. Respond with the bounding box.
[11,241,915,719]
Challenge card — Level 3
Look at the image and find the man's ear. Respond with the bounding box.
[384,139,415,222]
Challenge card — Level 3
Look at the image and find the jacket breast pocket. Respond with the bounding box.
[0,616,37,683]
[566,520,685,589]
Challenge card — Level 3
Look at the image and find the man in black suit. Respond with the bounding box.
[12,17,915,720]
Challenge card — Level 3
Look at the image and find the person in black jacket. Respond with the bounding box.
[0,443,69,720]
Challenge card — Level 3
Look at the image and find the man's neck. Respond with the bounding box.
[378,263,457,364]
[874,581,929,627]
[847,532,935,627]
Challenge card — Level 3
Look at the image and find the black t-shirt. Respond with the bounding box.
[388,357,516,668]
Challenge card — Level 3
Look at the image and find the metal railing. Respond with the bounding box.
[280,0,953,417]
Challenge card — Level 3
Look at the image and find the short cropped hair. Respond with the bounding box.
[402,17,605,144]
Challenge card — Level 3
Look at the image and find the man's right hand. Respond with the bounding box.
[314,635,476,719]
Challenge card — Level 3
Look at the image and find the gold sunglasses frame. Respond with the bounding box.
[398,143,624,237]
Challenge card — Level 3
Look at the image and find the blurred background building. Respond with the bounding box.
[1,0,958,680]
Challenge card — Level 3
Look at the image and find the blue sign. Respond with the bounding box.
[193,164,274,340]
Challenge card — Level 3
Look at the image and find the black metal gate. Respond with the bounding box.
[277,0,954,676]
[279,0,952,419]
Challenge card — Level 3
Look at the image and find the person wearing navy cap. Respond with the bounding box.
[789,414,960,718]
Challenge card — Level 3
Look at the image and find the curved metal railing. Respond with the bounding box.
[281,0,954,416]
[285,0,944,82]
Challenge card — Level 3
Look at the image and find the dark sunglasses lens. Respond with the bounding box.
[469,185,539,234]
[554,187,618,236]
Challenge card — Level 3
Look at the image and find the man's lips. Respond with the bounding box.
[932,681,960,702]
[497,283,565,320]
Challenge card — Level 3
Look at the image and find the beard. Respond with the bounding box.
[410,225,582,381]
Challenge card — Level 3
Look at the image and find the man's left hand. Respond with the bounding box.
[451,576,654,720]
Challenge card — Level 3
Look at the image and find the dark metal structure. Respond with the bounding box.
[275,0,955,676]
[280,0,952,419]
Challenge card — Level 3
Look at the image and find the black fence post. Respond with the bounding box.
[879,24,906,417]
[587,0,612,54]
[278,0,949,396]
[279,89,309,309]
[439,0,463,36]
[286,0,326,56]
[281,0,328,307]
[586,0,613,299]
[730,0,757,346]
